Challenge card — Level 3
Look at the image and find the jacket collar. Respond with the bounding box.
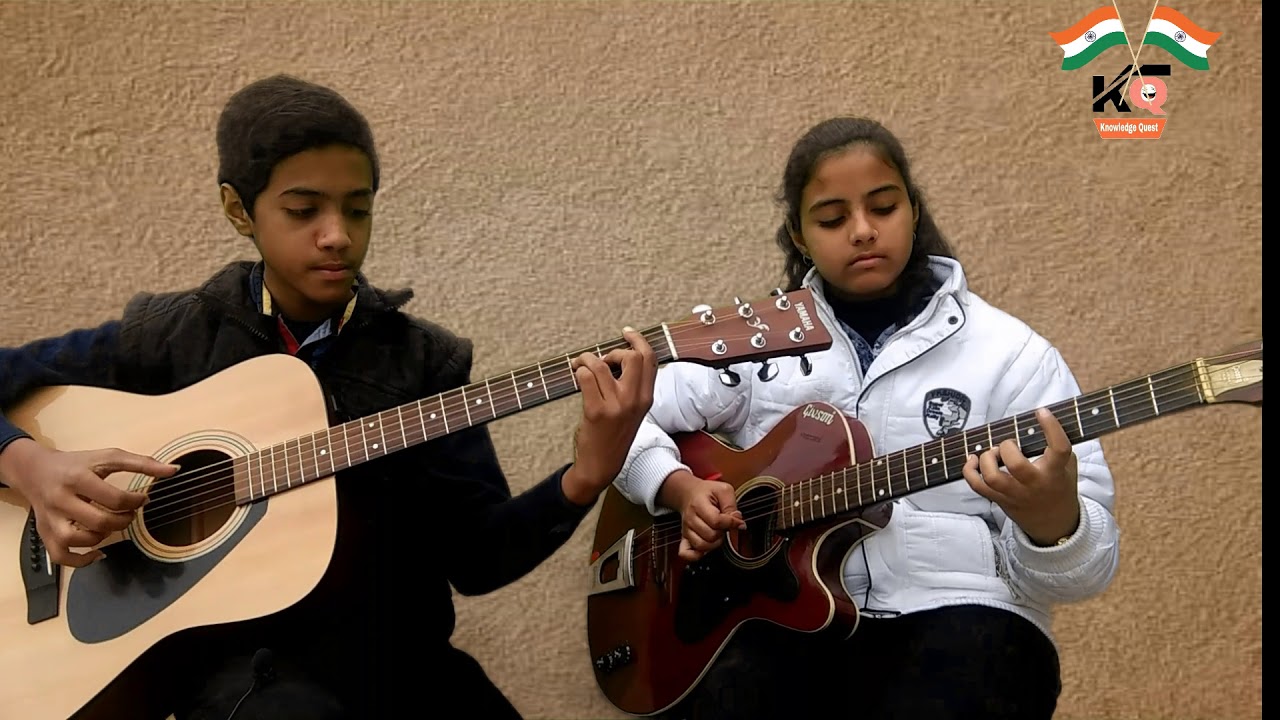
[801,255,969,305]
[194,260,415,329]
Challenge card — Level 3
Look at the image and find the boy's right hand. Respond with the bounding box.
[659,469,746,562]
[0,438,178,567]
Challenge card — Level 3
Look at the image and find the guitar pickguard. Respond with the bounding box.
[672,540,800,645]
[65,499,265,643]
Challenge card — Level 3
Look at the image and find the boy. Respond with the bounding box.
[0,74,657,719]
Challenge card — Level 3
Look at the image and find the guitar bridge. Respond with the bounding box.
[587,528,635,596]
[20,508,60,624]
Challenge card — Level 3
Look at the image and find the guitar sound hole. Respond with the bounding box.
[139,449,236,548]
[727,484,781,561]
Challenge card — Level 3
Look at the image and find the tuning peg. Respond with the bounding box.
[757,360,779,382]
[718,369,741,387]
[799,355,813,376]
[771,287,784,296]
[691,304,715,325]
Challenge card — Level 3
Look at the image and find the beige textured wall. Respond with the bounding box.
[0,1,1261,719]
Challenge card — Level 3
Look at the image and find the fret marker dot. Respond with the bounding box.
[372,443,379,450]
[430,413,437,419]
[812,495,819,502]
[320,449,327,456]
[368,422,375,428]
[793,501,800,508]
[526,382,534,388]
[1091,408,1100,415]
[931,458,938,464]
[1026,428,1035,435]
[876,459,883,466]
[974,444,982,451]
[476,399,483,405]
[835,488,843,494]
[878,489,885,496]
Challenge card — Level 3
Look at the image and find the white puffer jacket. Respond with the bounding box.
[613,256,1121,642]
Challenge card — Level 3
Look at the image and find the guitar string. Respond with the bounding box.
[134,348,1256,539]
[630,353,1259,560]
[130,314,821,528]
[636,383,1210,559]
[633,345,1260,541]
[132,318,802,522]
[636,349,1257,552]
[136,348,1256,533]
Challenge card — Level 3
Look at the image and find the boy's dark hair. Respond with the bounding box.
[773,116,955,293]
[217,74,380,216]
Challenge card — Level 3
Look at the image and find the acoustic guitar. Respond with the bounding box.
[0,288,833,720]
[586,339,1262,716]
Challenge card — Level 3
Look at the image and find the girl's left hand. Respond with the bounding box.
[962,408,1081,546]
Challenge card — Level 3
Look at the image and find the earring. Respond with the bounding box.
[801,253,814,266]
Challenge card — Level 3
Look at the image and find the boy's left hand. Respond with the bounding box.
[962,408,1081,546]
[561,327,658,506]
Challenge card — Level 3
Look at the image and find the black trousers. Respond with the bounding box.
[660,605,1062,720]
[170,644,523,720]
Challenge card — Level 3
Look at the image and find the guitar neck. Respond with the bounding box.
[235,324,675,503]
[229,285,839,504]
[779,345,1262,530]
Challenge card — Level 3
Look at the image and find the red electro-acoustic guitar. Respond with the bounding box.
[0,288,833,720]
[587,339,1262,716]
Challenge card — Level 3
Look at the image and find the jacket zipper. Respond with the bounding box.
[853,301,967,414]
[227,312,274,343]
[809,291,966,419]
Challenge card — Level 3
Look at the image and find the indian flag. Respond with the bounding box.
[1049,6,1129,71]
[1142,6,1222,70]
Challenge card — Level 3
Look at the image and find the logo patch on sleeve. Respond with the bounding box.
[922,388,971,438]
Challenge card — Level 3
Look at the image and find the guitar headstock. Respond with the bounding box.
[663,288,833,381]
[1199,338,1262,406]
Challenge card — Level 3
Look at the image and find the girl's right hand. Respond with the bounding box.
[660,469,747,561]
[0,438,177,567]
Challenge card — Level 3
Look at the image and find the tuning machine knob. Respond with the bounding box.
[692,304,715,325]
[771,288,791,310]
[718,369,741,387]
[757,360,779,382]
[799,355,813,376]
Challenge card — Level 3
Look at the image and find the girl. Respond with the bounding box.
[611,116,1120,719]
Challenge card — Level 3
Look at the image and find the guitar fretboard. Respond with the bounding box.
[777,361,1205,529]
[233,325,675,502]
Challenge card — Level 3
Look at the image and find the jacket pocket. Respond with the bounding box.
[866,501,1001,593]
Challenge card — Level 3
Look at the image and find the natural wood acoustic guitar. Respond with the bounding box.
[0,288,833,720]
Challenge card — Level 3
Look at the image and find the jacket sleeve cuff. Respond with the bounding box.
[545,463,596,530]
[1011,496,1106,573]
[0,421,32,456]
[627,448,688,516]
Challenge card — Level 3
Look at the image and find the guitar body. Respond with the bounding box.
[586,403,891,716]
[0,354,338,720]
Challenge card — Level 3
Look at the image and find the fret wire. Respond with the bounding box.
[538,363,550,399]
[565,355,578,390]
